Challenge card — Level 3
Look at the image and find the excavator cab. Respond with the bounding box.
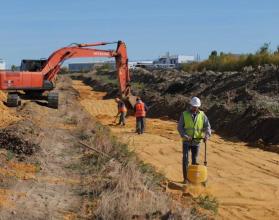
[20,59,47,72]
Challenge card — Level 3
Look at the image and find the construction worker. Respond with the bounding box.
[177,97,211,183]
[115,97,127,126]
[134,97,148,134]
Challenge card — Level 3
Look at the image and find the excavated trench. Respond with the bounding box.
[71,67,279,151]
[71,78,279,220]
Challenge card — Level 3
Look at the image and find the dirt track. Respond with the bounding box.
[73,80,279,220]
[0,82,84,219]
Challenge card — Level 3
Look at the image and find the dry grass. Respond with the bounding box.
[70,113,195,219]
[92,160,192,220]
[59,77,207,219]
[96,161,166,219]
[78,122,196,219]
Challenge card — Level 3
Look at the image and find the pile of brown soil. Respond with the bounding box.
[0,91,20,127]
[0,120,40,155]
[72,65,279,147]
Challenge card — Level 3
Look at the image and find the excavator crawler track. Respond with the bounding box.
[47,92,59,109]
[6,93,21,107]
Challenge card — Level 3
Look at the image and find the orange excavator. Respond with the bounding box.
[0,41,134,108]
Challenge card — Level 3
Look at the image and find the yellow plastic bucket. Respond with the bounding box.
[187,164,207,184]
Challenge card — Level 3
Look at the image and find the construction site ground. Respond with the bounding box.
[0,82,87,220]
[0,78,278,220]
[72,80,279,220]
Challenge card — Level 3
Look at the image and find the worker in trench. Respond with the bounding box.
[114,97,127,126]
[134,97,148,134]
[177,97,211,184]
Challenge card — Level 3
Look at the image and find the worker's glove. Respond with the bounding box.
[203,135,209,143]
[183,135,192,142]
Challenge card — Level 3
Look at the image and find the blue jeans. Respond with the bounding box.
[119,112,126,125]
[136,117,145,134]
[182,141,200,180]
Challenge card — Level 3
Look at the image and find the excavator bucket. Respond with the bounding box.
[121,87,137,109]
[121,83,137,109]
[127,94,137,108]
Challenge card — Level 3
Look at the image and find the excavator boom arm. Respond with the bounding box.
[0,40,134,108]
[42,41,130,94]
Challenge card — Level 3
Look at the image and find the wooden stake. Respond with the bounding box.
[79,141,110,159]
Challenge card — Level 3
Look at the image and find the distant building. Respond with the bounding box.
[153,52,195,68]
[0,59,6,70]
[135,61,154,69]
[128,61,138,69]
[75,53,196,72]
[68,63,94,72]
[128,60,154,69]
[174,55,195,64]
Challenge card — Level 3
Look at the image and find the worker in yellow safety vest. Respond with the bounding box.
[177,97,211,183]
[115,97,127,126]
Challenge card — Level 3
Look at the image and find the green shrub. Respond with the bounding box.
[7,150,14,161]
[182,43,279,72]
[196,195,219,214]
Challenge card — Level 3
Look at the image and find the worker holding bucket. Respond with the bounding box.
[177,97,211,184]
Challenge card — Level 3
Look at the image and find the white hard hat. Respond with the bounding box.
[190,97,201,107]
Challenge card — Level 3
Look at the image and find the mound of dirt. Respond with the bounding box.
[130,67,279,145]
[0,91,20,127]
[0,120,41,155]
[73,66,279,147]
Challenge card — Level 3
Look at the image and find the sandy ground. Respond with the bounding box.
[73,80,279,220]
[0,91,20,127]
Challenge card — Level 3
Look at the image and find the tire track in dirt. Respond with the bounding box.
[73,80,279,220]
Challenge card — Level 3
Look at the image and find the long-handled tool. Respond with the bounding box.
[113,114,120,125]
[204,140,207,166]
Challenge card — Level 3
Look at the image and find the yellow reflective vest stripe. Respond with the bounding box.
[183,111,205,140]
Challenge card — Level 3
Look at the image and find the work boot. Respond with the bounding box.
[183,179,189,184]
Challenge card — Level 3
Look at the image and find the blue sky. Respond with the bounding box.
[1,0,279,66]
